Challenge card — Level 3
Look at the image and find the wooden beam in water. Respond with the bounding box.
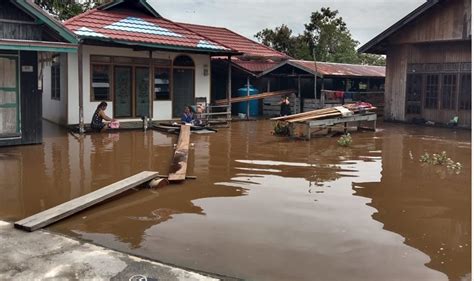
[14,171,160,232]
[168,125,191,182]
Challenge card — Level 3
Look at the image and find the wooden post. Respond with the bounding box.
[267,78,270,92]
[312,49,318,108]
[148,50,153,123]
[321,77,325,108]
[227,56,232,120]
[78,44,84,133]
[344,78,350,105]
[246,76,250,119]
[297,76,301,113]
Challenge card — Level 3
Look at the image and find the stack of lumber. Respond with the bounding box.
[214,89,295,105]
[271,104,376,123]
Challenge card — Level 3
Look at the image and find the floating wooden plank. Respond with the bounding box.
[214,89,296,105]
[168,125,191,182]
[14,171,160,232]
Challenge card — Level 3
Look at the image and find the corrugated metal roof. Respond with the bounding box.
[259,60,385,77]
[232,59,279,73]
[293,60,386,77]
[64,9,234,53]
[179,22,289,59]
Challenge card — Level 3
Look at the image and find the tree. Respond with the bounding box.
[34,0,109,21]
[254,7,385,65]
[303,7,360,63]
[255,25,311,59]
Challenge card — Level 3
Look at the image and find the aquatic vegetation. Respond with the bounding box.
[337,133,352,147]
[273,121,290,136]
[419,151,462,174]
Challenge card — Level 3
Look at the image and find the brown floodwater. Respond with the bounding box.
[0,120,471,281]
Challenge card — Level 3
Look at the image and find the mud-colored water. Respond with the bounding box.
[0,120,470,281]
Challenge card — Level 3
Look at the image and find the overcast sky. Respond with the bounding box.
[148,0,426,46]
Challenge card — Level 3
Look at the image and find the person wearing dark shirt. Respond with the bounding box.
[280,96,291,116]
[91,101,114,132]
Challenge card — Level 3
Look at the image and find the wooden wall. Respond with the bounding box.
[0,2,44,41]
[0,51,42,146]
[390,0,471,44]
[385,41,471,127]
[385,45,409,121]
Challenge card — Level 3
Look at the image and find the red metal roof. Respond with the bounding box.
[232,59,279,74]
[284,60,385,77]
[178,22,289,59]
[64,9,233,53]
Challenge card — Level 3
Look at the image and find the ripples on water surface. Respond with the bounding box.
[0,120,470,281]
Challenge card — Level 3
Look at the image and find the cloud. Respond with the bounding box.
[150,0,426,45]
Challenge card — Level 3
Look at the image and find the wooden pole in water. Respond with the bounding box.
[148,50,153,124]
[227,56,232,120]
[246,76,250,119]
[78,44,84,134]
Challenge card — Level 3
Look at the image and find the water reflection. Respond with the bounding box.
[353,124,471,281]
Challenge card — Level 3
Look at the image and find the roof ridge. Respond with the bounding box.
[220,27,291,58]
[64,7,99,25]
[169,19,237,52]
[178,21,226,30]
[292,59,385,67]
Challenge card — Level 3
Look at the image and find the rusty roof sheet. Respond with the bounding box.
[292,60,386,77]
[259,60,385,77]
[232,59,280,74]
[179,22,289,59]
[64,9,234,53]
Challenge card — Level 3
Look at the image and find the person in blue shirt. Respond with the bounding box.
[181,106,195,124]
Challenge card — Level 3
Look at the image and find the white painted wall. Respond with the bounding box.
[64,45,211,125]
[42,54,68,125]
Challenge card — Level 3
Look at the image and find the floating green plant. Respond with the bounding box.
[337,133,352,147]
[419,151,462,174]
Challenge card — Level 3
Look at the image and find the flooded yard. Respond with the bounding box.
[0,120,470,281]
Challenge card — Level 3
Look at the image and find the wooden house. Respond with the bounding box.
[359,0,471,127]
[0,0,78,146]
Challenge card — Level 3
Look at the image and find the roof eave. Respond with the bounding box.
[358,0,440,54]
[81,37,240,55]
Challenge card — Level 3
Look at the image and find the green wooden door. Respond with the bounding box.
[135,67,149,117]
[0,56,19,136]
[114,66,132,118]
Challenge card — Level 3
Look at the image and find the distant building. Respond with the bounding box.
[359,0,471,128]
[0,0,78,147]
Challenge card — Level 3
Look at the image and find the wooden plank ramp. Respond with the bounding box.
[168,125,191,182]
[214,89,296,105]
[14,171,159,232]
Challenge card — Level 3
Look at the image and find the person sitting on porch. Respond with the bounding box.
[280,96,291,116]
[181,106,195,124]
[91,101,115,132]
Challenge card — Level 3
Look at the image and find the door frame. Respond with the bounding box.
[0,53,21,137]
[172,66,195,118]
